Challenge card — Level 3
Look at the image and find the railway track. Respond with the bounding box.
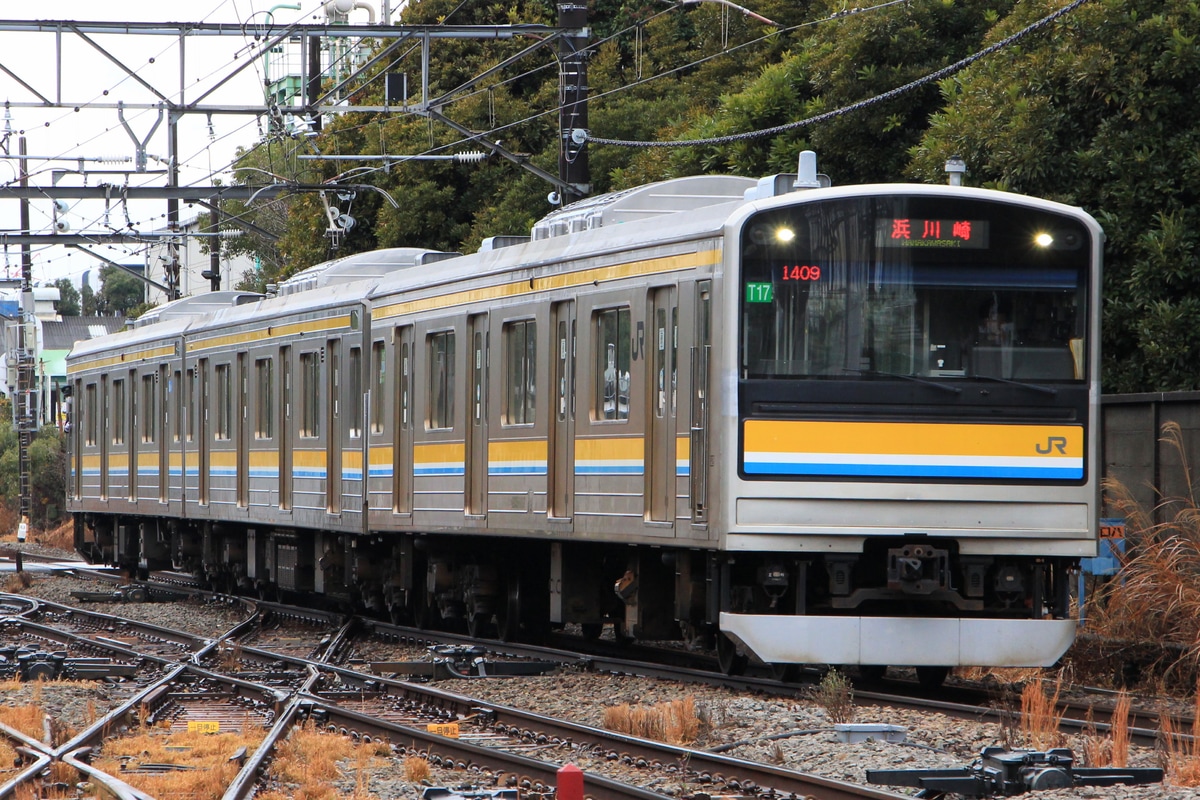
[63,567,1200,746]
[0,585,911,800]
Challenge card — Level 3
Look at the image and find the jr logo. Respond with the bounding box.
[1036,436,1068,455]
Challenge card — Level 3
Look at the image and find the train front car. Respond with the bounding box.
[717,183,1102,682]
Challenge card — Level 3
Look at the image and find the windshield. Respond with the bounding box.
[739,195,1091,382]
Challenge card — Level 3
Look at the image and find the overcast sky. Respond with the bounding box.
[0,1,389,286]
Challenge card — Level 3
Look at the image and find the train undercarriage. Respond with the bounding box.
[74,513,1077,683]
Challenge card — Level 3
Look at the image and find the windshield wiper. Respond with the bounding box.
[842,368,962,395]
[971,374,1058,396]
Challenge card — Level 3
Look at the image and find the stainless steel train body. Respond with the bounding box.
[67,165,1102,676]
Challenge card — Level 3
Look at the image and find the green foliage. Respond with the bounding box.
[216,0,1200,393]
[81,284,97,316]
[95,266,144,317]
[53,278,80,317]
[912,0,1200,392]
[0,398,67,527]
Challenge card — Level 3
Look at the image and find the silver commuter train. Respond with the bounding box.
[67,153,1102,682]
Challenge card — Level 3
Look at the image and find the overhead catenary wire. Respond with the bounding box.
[589,0,1094,147]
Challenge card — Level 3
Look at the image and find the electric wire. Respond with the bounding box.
[589,0,1094,147]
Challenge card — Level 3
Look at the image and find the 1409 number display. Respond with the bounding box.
[781,264,821,281]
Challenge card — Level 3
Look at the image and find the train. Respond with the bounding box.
[66,152,1103,685]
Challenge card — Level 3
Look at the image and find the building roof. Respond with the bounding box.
[41,316,126,351]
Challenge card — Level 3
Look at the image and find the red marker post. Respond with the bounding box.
[557,763,584,800]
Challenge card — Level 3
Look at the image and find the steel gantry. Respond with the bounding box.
[0,14,590,297]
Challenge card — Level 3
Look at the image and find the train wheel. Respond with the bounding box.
[466,612,490,639]
[858,665,888,683]
[916,666,950,689]
[414,593,436,631]
[496,582,522,642]
[387,601,409,626]
[716,634,748,676]
[769,663,799,682]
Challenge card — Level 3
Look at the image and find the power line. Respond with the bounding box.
[589,0,1093,147]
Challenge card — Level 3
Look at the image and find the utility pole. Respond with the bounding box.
[557,2,590,205]
[15,137,34,543]
[203,205,222,291]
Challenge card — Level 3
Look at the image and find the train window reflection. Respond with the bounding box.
[739,197,1089,382]
[299,351,320,438]
[503,320,536,426]
[428,330,456,430]
[594,308,630,421]
[256,358,274,439]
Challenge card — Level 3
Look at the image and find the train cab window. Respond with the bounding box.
[503,320,536,426]
[85,384,98,447]
[594,308,631,421]
[141,374,156,444]
[256,358,274,439]
[112,379,125,445]
[348,347,362,439]
[215,364,232,440]
[371,341,385,435]
[428,331,455,430]
[300,351,321,438]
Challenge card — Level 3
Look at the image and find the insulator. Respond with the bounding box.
[98,156,132,164]
[454,150,487,164]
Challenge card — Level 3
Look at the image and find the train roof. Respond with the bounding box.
[131,291,264,328]
[273,246,461,296]
[531,174,757,240]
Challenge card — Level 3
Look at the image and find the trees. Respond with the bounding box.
[95,266,146,317]
[217,0,1200,393]
[909,0,1200,393]
[53,278,80,316]
[0,398,66,528]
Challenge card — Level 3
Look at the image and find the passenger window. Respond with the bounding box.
[141,374,156,443]
[215,364,231,440]
[256,358,274,439]
[300,351,321,438]
[428,331,455,430]
[503,320,536,426]
[348,346,362,439]
[85,384,98,447]
[112,379,125,445]
[370,341,385,434]
[594,308,630,421]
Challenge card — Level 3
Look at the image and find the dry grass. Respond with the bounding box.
[811,669,855,725]
[1080,691,1130,767]
[255,720,384,800]
[404,755,431,783]
[0,515,71,549]
[1161,689,1200,786]
[1089,423,1200,656]
[955,666,1046,685]
[38,519,75,550]
[1019,677,1065,749]
[602,697,701,745]
[3,571,32,592]
[94,725,269,800]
